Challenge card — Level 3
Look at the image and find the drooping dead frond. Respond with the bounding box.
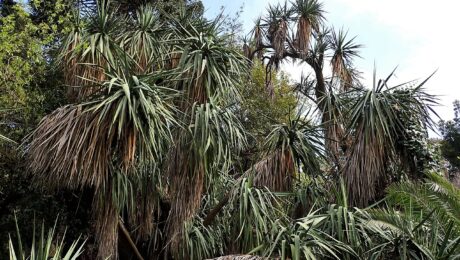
[243,42,251,60]
[253,17,264,60]
[329,28,362,90]
[26,105,110,189]
[292,0,325,59]
[168,52,181,69]
[128,173,162,241]
[26,74,176,191]
[166,142,205,257]
[296,17,312,58]
[250,149,295,192]
[273,18,288,59]
[331,53,345,80]
[342,123,391,207]
[254,17,263,50]
[166,102,246,256]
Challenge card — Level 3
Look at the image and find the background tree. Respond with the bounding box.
[439,100,460,186]
[439,100,460,171]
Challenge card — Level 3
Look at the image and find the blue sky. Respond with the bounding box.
[202,0,460,127]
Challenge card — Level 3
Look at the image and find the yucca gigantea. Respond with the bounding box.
[58,0,126,101]
[120,4,164,73]
[250,116,323,192]
[329,29,362,90]
[26,71,177,259]
[264,3,290,60]
[342,70,437,207]
[164,18,248,256]
[291,0,325,59]
[253,17,263,50]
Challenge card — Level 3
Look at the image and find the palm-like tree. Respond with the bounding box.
[341,71,437,206]
[250,116,323,192]
[164,18,248,256]
[291,0,325,58]
[26,1,248,258]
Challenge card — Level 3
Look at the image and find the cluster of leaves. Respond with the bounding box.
[439,100,460,171]
[182,172,460,260]
[0,5,46,135]
[8,217,85,260]
[238,61,297,139]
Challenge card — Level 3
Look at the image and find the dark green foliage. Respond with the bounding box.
[439,100,460,170]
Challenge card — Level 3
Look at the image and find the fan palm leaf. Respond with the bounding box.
[386,173,460,231]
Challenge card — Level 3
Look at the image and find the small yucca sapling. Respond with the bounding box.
[8,216,85,260]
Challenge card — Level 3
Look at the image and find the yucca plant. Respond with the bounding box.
[342,70,438,207]
[291,0,325,58]
[119,4,164,73]
[8,218,85,260]
[59,0,127,101]
[250,114,323,192]
[178,216,225,260]
[225,178,287,253]
[328,28,362,90]
[261,208,356,260]
[26,69,177,258]
[162,16,249,256]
